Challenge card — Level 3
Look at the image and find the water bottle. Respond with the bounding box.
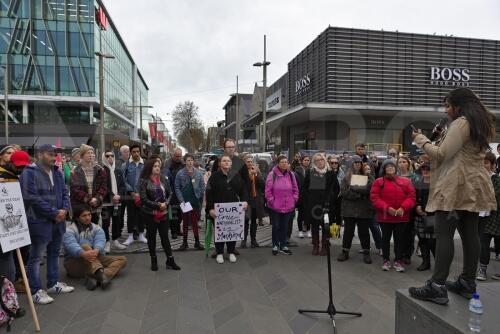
[113,204,120,217]
[468,293,483,333]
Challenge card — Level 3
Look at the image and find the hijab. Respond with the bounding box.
[102,152,118,197]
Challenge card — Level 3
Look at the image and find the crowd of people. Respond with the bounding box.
[0,88,498,310]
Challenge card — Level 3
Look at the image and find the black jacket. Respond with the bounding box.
[303,169,339,211]
[102,165,127,204]
[206,170,249,212]
[139,175,171,216]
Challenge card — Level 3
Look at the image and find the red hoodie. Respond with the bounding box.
[370,176,416,223]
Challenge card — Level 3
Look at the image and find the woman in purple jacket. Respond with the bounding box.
[265,155,299,256]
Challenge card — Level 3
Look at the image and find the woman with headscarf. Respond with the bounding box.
[70,144,107,224]
[101,150,127,252]
[303,153,339,256]
[337,156,375,263]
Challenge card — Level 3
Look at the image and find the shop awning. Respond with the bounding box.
[241,111,280,128]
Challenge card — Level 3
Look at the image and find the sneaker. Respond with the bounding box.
[409,280,449,305]
[137,233,148,244]
[445,275,476,299]
[32,289,54,305]
[491,273,500,280]
[279,246,292,255]
[495,254,500,261]
[381,260,391,271]
[47,282,75,294]
[123,234,134,246]
[416,247,422,257]
[216,254,224,264]
[394,260,405,273]
[298,231,304,238]
[476,267,487,281]
[229,254,237,263]
[307,231,312,238]
[104,241,111,254]
[272,246,279,256]
[112,240,126,250]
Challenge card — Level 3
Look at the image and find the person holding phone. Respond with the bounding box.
[409,88,496,305]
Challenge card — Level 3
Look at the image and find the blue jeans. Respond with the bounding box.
[27,233,63,294]
[270,210,293,248]
[369,219,383,250]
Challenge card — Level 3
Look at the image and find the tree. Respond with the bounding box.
[172,101,206,152]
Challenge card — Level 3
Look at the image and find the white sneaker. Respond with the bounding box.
[307,231,312,238]
[229,254,237,263]
[298,231,304,238]
[216,254,224,264]
[32,289,54,304]
[104,241,111,254]
[112,240,127,250]
[137,233,148,244]
[47,282,74,294]
[123,234,134,246]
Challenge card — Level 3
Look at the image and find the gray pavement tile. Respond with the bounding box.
[139,306,177,334]
[215,313,256,334]
[264,277,287,295]
[339,291,365,312]
[177,322,215,334]
[111,294,149,321]
[177,305,214,331]
[288,314,318,334]
[37,302,76,328]
[63,311,109,334]
[143,321,177,334]
[99,324,126,334]
[104,310,142,334]
[213,300,244,329]
[207,278,234,300]
[209,289,240,314]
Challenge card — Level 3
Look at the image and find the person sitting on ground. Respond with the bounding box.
[63,205,127,290]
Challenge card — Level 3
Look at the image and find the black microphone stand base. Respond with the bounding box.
[298,221,362,333]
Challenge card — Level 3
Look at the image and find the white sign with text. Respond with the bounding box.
[214,202,244,242]
[0,182,31,253]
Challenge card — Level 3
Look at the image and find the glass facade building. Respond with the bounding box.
[0,0,149,148]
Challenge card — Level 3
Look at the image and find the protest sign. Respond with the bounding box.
[0,182,30,253]
[214,202,244,242]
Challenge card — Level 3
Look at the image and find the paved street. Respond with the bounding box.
[9,226,500,334]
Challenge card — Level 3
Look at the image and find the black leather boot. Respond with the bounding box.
[166,256,181,270]
[151,256,158,271]
[194,237,204,250]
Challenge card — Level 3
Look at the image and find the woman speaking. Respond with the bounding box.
[409,88,496,305]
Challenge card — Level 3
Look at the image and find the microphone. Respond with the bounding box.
[429,118,448,141]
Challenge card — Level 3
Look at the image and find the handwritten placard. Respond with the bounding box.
[214,202,244,242]
[0,182,31,253]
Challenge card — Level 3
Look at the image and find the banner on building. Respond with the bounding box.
[214,202,244,242]
[0,182,31,253]
[149,123,157,141]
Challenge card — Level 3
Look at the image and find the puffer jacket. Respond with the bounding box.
[370,176,416,223]
[63,222,106,258]
[265,166,299,214]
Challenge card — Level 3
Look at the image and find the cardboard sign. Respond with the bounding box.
[214,202,244,242]
[0,182,31,253]
[350,174,368,187]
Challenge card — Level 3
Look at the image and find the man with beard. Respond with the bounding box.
[163,148,185,239]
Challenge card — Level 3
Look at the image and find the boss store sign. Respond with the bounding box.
[429,67,470,87]
[295,74,311,95]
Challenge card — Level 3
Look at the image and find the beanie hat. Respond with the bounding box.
[380,159,397,177]
[79,144,94,157]
[0,145,13,155]
[71,147,81,158]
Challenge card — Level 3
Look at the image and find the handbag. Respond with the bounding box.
[422,215,436,234]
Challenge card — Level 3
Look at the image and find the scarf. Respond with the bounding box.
[102,153,118,197]
[80,162,94,195]
[312,164,328,176]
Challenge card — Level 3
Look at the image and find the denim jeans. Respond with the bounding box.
[27,233,63,294]
[270,210,293,248]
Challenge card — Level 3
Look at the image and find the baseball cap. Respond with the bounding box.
[37,144,62,154]
[11,151,31,167]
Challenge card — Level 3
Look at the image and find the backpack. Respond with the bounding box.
[0,276,20,332]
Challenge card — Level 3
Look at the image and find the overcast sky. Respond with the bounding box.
[103,0,500,134]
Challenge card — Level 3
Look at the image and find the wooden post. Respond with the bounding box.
[16,248,40,332]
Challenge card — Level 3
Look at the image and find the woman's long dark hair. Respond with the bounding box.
[445,88,495,151]
[140,159,160,180]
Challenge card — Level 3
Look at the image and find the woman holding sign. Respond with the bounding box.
[206,155,248,264]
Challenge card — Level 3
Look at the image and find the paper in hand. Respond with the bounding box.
[180,202,193,213]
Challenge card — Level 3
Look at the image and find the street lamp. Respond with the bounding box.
[128,103,153,155]
[1,65,8,144]
[253,35,271,152]
[95,51,115,157]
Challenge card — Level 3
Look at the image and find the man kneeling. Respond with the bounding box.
[63,205,127,290]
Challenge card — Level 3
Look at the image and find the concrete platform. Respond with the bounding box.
[396,283,500,333]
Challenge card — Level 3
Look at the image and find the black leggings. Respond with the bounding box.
[432,210,479,285]
[480,233,497,266]
[102,206,122,241]
[144,214,173,258]
[380,222,406,261]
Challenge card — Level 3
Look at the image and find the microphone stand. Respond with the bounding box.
[298,216,362,333]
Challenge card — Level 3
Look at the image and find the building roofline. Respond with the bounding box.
[97,0,149,91]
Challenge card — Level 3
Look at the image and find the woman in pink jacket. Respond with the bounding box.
[370,160,416,273]
[265,155,299,256]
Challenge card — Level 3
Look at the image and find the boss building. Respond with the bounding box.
[263,27,500,155]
